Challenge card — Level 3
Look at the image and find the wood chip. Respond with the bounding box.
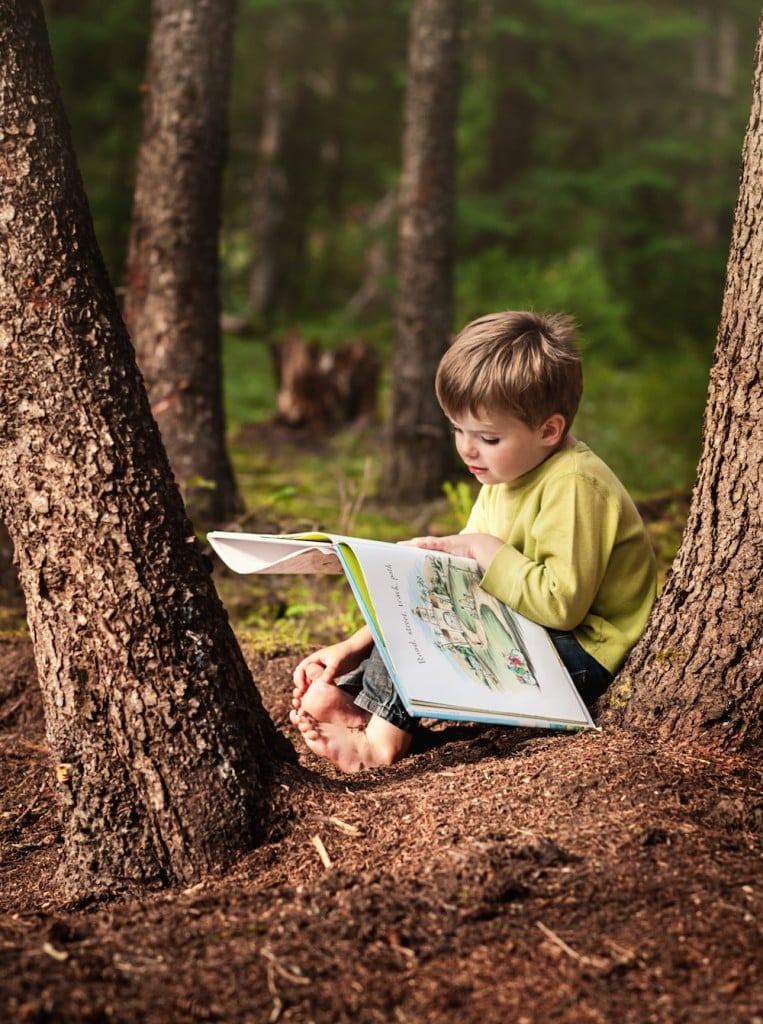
[325,815,364,836]
[42,941,69,962]
[310,834,332,869]
[536,921,609,969]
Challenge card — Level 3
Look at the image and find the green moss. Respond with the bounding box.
[606,674,634,709]
[655,648,684,663]
[0,617,28,635]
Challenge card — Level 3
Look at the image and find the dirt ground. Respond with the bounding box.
[1,633,761,1024]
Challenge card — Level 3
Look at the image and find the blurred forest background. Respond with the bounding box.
[44,0,760,499]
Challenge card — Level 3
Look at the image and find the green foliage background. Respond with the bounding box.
[44,0,760,498]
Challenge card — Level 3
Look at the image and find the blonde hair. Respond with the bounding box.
[435,311,582,430]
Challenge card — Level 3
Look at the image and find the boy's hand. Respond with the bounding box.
[292,626,374,689]
[292,642,362,688]
[404,533,504,572]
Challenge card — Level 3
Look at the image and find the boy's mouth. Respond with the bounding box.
[467,465,485,475]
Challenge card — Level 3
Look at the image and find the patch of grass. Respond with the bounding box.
[228,426,431,540]
[215,569,366,656]
[222,333,276,431]
[0,619,29,635]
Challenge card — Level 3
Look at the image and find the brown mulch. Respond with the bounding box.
[1,634,761,1023]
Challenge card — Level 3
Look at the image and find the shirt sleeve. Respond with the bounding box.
[479,473,619,630]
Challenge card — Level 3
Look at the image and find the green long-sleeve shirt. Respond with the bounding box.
[463,441,657,674]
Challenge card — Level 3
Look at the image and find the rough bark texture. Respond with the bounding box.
[0,1,284,894]
[381,0,462,502]
[603,22,763,749]
[123,0,240,524]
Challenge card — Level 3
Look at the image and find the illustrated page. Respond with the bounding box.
[337,539,592,727]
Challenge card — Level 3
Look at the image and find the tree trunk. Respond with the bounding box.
[483,7,538,193]
[603,19,763,749]
[274,331,379,429]
[380,0,462,502]
[124,0,241,524]
[249,14,299,321]
[0,0,285,895]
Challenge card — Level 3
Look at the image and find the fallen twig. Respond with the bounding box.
[536,921,609,969]
[260,945,311,1022]
[311,814,364,837]
[310,833,333,869]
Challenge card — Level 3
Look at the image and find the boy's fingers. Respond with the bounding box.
[404,536,450,550]
[305,661,327,683]
[294,656,323,683]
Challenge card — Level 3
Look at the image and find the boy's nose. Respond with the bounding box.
[458,435,478,459]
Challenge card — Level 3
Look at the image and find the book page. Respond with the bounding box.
[334,538,593,729]
[207,532,342,575]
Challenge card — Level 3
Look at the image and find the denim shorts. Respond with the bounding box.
[547,629,613,706]
[338,631,613,733]
[336,646,419,734]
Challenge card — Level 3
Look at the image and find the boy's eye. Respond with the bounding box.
[481,436,499,445]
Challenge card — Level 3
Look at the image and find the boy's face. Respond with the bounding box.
[448,407,565,485]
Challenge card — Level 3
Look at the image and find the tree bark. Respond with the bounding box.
[0,0,284,895]
[603,19,763,749]
[124,0,241,524]
[381,0,462,502]
[249,14,299,321]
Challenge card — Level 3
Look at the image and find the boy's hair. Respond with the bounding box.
[435,311,582,430]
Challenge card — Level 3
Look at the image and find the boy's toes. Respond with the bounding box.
[295,711,321,740]
[289,707,319,739]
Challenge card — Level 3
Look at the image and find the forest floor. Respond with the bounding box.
[1,632,761,1023]
[0,424,760,1023]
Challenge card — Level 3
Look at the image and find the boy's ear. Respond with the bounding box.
[540,414,566,446]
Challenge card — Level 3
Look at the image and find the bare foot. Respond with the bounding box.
[301,678,369,729]
[291,661,323,713]
[291,660,368,729]
[288,682,368,734]
[291,709,412,773]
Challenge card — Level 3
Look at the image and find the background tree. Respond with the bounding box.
[248,11,301,322]
[0,0,283,894]
[604,14,763,749]
[123,0,241,523]
[381,0,463,502]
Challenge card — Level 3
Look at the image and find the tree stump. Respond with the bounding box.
[274,330,380,430]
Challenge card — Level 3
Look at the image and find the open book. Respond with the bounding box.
[208,531,595,732]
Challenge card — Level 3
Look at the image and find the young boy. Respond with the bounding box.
[290,311,657,772]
